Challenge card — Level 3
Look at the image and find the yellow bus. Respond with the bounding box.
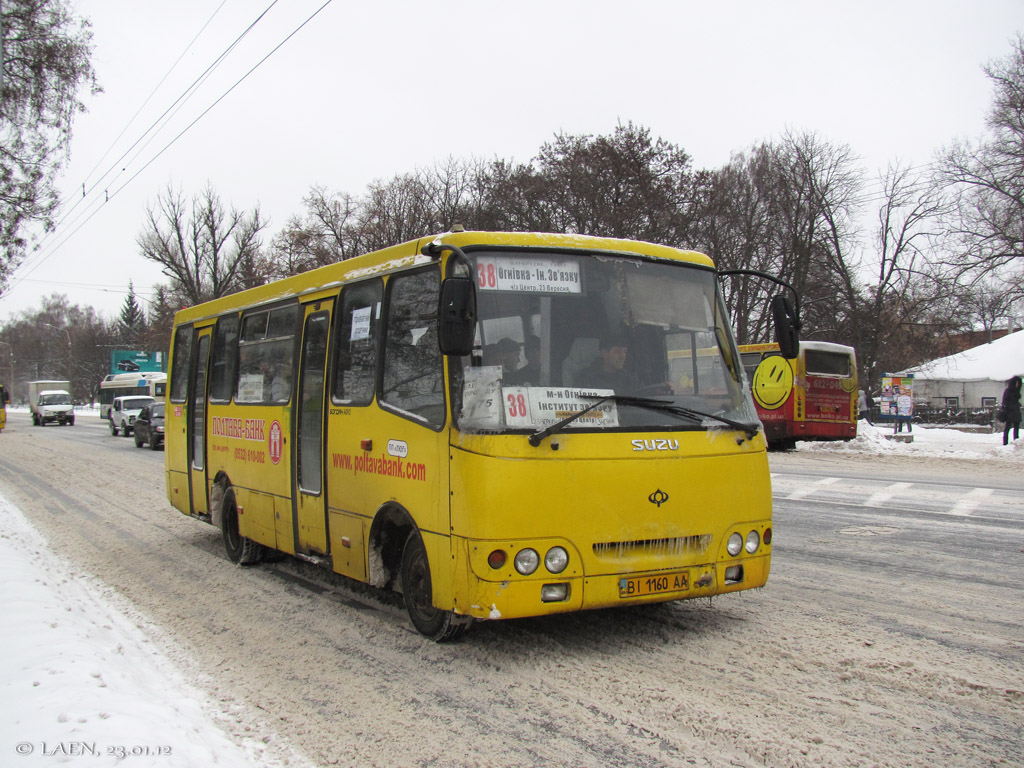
[166,230,796,640]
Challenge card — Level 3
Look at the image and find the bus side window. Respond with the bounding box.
[236,304,298,404]
[170,325,194,403]
[381,269,444,426]
[333,280,382,405]
[209,314,240,402]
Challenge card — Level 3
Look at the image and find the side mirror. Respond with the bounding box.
[437,277,476,356]
[771,294,800,359]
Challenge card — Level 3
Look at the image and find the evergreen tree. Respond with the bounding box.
[118,282,146,346]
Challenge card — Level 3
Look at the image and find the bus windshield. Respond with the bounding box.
[454,250,757,433]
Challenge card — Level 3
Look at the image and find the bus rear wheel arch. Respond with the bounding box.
[221,487,264,565]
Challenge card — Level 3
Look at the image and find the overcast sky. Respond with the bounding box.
[1,0,1020,321]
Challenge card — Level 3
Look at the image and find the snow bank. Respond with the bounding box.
[797,419,1023,461]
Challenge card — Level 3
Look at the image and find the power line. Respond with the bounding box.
[9,0,330,294]
[17,279,159,297]
[79,1,231,193]
[14,1,277,281]
[107,0,334,202]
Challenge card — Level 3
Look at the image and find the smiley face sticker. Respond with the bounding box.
[752,356,794,410]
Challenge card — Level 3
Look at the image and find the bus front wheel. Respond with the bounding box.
[222,489,264,565]
[401,531,470,642]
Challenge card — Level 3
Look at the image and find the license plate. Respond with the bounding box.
[619,570,689,598]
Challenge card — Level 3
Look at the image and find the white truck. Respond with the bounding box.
[28,380,75,427]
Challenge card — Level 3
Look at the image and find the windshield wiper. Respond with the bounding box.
[528,395,760,447]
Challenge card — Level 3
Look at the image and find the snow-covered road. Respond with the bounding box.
[1,414,1021,767]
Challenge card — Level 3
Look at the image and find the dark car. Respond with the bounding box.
[133,403,165,450]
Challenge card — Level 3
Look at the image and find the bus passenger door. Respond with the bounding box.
[189,331,212,516]
[293,301,332,557]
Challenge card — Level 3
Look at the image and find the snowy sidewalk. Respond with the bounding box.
[0,493,311,768]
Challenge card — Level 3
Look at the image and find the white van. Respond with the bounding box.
[109,395,156,436]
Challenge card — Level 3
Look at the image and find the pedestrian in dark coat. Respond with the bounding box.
[1001,376,1022,445]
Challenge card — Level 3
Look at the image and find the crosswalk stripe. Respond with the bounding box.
[865,482,914,507]
[950,487,993,517]
[786,476,840,500]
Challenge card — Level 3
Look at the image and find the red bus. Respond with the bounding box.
[739,341,857,449]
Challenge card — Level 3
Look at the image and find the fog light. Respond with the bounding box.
[545,546,569,574]
[724,565,744,584]
[745,530,760,553]
[727,532,743,557]
[487,550,507,569]
[514,548,539,575]
[541,583,569,602]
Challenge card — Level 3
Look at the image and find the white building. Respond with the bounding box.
[900,330,1024,409]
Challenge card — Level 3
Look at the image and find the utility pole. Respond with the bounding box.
[41,323,74,397]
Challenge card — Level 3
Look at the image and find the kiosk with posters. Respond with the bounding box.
[880,375,914,442]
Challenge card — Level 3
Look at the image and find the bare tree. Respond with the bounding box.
[137,184,266,307]
[358,172,444,252]
[701,133,866,347]
[529,122,699,243]
[938,34,1024,277]
[467,158,553,232]
[0,0,99,286]
[269,186,362,273]
[956,276,1023,339]
[0,294,115,402]
[697,144,781,344]
[420,157,477,232]
[769,130,865,340]
[853,162,953,385]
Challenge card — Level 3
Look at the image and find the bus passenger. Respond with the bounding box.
[488,337,522,377]
[505,336,541,386]
[271,366,291,402]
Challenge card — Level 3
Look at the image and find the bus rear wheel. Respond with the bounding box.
[222,489,264,565]
[400,531,470,642]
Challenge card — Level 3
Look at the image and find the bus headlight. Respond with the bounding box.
[745,530,760,553]
[544,546,568,574]
[727,532,743,557]
[514,548,540,575]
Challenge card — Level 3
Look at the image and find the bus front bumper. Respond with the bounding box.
[454,554,770,621]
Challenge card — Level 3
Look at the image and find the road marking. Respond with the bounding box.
[773,474,1023,520]
[950,487,993,517]
[786,476,841,500]
[865,481,914,507]
[839,525,901,536]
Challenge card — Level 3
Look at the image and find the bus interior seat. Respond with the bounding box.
[562,337,599,387]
